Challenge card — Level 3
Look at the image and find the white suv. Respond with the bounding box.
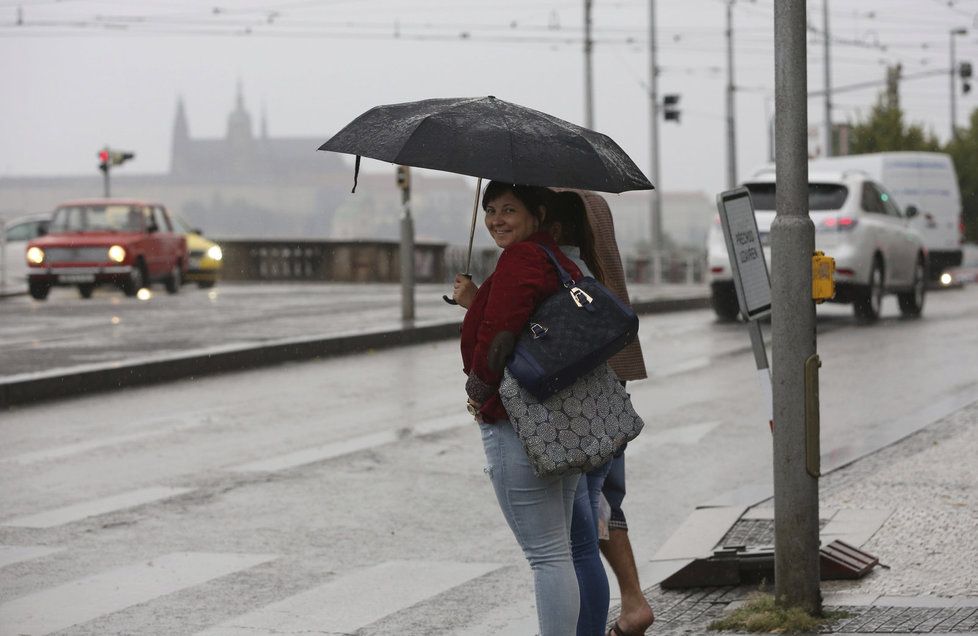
[707,169,928,323]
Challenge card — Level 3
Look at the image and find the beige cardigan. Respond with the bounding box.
[555,188,648,382]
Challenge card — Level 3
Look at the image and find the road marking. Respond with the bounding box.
[0,545,64,568]
[227,412,464,473]
[629,420,721,451]
[1,419,212,465]
[0,551,276,635]
[196,560,501,635]
[0,487,193,528]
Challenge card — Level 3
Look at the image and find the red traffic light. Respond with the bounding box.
[98,150,109,163]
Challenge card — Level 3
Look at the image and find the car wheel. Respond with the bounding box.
[197,280,216,289]
[711,284,741,322]
[164,263,182,294]
[122,263,145,297]
[29,281,50,300]
[853,257,884,323]
[78,284,95,299]
[897,257,926,318]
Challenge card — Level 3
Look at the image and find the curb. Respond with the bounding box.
[0,295,711,409]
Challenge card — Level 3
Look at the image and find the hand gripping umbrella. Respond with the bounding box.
[319,96,654,304]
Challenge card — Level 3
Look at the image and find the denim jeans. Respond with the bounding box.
[480,421,581,636]
[571,461,613,635]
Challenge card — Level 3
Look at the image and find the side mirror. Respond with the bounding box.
[905,205,919,219]
[194,228,203,235]
[37,226,47,237]
[147,222,159,233]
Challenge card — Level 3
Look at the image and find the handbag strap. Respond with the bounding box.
[534,243,577,288]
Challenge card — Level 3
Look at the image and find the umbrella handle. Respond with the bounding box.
[443,273,472,306]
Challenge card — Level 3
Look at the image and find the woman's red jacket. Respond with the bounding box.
[460,231,583,423]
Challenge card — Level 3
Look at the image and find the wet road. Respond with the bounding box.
[1,285,976,634]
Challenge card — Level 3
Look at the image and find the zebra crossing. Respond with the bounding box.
[0,546,510,635]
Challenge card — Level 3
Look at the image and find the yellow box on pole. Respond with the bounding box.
[812,251,835,303]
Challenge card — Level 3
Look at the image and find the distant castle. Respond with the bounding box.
[168,81,344,183]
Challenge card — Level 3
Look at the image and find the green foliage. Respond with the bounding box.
[708,593,847,634]
[944,109,978,243]
[848,93,941,154]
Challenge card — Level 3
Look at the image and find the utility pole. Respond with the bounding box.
[648,0,662,255]
[396,165,415,322]
[772,0,821,614]
[725,0,738,188]
[584,0,595,129]
[822,0,832,157]
[950,28,967,138]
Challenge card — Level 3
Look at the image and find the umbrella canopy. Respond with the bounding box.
[319,96,654,193]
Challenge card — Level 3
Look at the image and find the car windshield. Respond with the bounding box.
[50,205,144,232]
[745,183,849,211]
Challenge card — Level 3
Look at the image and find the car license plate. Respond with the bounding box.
[59,274,95,283]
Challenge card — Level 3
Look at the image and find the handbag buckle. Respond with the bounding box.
[529,322,549,339]
[569,286,594,308]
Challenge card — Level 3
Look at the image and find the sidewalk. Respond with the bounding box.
[0,281,709,407]
[625,398,978,635]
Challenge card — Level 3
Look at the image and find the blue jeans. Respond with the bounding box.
[480,422,581,636]
[571,461,613,636]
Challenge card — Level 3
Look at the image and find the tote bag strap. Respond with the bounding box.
[534,243,577,288]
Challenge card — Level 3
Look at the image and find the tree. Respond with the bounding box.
[847,92,941,154]
[945,109,978,243]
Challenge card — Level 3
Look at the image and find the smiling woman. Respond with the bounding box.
[452,180,591,636]
[481,182,550,249]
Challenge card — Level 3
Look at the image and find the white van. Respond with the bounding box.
[808,152,962,279]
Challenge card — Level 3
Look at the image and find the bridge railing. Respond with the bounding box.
[218,239,447,283]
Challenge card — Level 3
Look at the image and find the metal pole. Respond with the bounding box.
[772,0,820,613]
[725,0,738,188]
[400,169,415,321]
[649,0,663,263]
[949,29,967,139]
[584,0,595,129]
[822,0,832,157]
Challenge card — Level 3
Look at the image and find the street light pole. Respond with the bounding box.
[950,28,967,139]
[772,0,821,613]
[822,0,832,157]
[725,0,738,188]
[648,0,662,254]
[584,0,595,129]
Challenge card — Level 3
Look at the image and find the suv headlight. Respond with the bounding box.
[108,245,126,263]
[26,246,45,264]
[206,245,223,261]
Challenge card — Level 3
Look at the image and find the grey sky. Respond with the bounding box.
[2,0,976,196]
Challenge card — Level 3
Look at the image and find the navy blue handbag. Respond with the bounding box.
[506,245,639,400]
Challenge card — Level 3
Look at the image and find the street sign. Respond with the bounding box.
[716,187,771,320]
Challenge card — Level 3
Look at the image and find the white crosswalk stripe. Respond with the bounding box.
[195,560,501,635]
[0,551,277,635]
[0,486,193,528]
[226,413,465,473]
[0,545,63,569]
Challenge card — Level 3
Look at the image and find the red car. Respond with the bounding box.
[25,199,187,300]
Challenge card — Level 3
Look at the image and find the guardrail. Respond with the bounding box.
[217,239,447,283]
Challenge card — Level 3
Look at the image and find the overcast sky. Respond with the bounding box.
[2,0,977,197]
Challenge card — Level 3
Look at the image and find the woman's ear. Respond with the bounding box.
[537,206,547,226]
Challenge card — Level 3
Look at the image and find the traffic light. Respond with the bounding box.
[663,94,681,123]
[960,61,973,95]
[110,151,135,166]
[98,149,110,173]
[396,165,411,192]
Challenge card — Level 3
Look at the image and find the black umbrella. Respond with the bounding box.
[319,96,654,302]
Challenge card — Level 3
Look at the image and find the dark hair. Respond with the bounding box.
[546,191,605,284]
[481,181,552,222]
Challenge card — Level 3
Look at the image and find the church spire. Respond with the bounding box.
[170,96,190,174]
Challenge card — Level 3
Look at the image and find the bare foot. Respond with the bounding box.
[610,603,655,635]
